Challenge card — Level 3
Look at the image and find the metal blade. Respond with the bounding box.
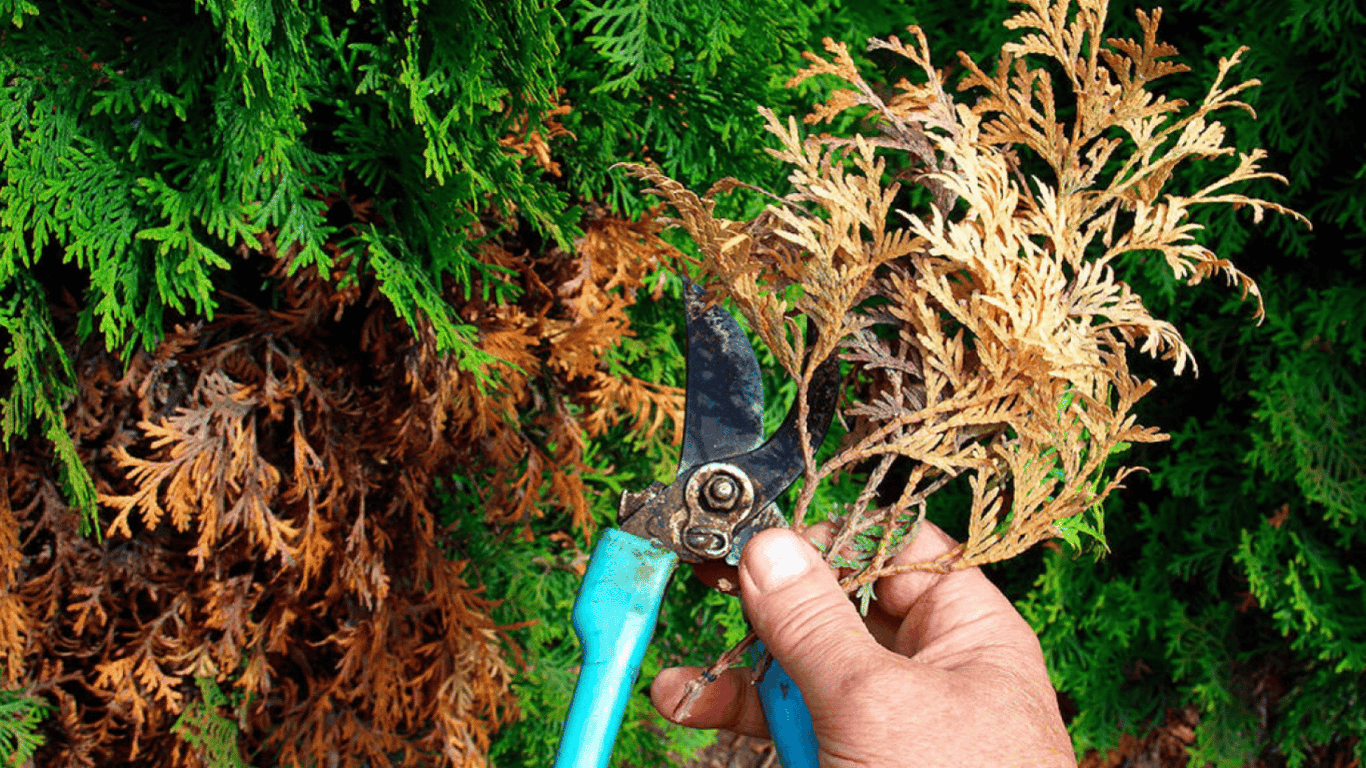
[678,280,765,476]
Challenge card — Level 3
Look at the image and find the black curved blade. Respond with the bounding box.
[677,280,766,476]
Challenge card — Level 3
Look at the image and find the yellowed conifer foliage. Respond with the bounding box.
[0,193,683,767]
[623,0,1304,593]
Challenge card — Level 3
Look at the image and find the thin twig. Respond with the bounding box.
[671,631,759,722]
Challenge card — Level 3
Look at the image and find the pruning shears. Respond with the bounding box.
[553,280,840,768]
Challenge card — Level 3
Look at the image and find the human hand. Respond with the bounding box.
[650,522,1076,768]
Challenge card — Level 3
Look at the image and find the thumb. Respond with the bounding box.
[739,528,885,709]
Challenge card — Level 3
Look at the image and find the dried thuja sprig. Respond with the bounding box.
[622,0,1305,611]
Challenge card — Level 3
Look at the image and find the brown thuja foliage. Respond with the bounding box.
[0,197,683,767]
[624,0,1305,606]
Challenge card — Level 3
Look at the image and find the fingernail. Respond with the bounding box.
[747,531,811,593]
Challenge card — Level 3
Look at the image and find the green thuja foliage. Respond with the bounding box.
[172,677,253,768]
[0,273,95,530]
[1246,280,1366,528]
[558,0,832,213]
[0,686,49,767]
[1232,280,1366,764]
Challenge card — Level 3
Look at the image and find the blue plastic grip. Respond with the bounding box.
[554,529,678,768]
[750,640,820,768]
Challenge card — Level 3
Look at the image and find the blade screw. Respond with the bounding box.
[705,475,739,509]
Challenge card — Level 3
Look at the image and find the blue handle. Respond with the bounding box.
[555,529,678,768]
[751,640,820,768]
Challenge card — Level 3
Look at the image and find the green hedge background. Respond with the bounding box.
[2,0,1362,766]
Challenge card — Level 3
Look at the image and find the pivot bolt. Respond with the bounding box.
[706,475,738,507]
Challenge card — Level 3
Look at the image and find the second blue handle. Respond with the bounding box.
[751,640,820,768]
